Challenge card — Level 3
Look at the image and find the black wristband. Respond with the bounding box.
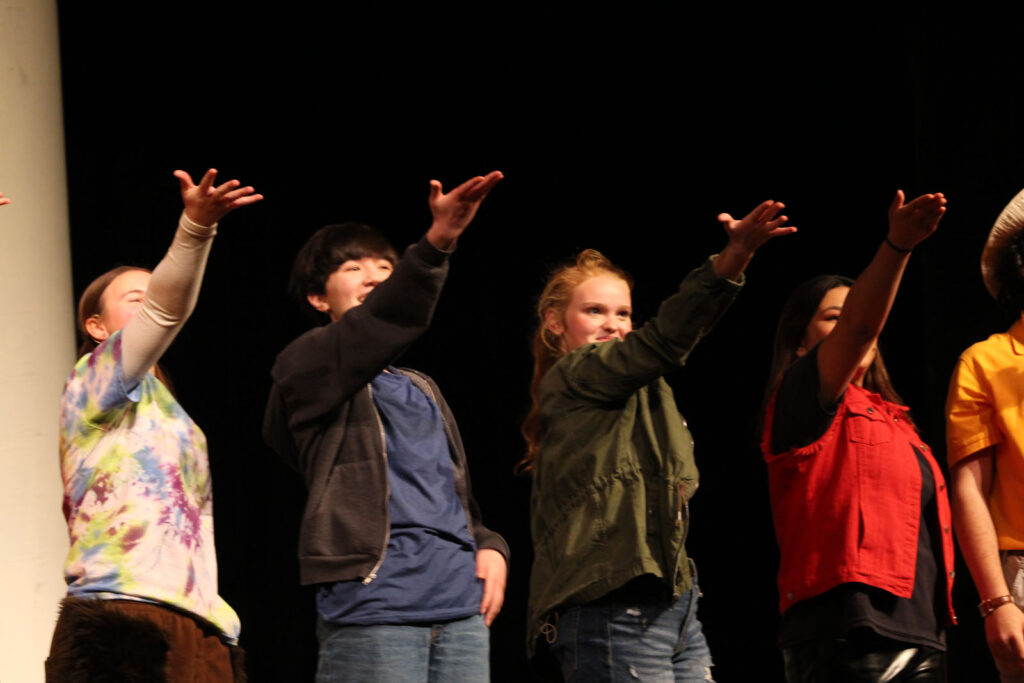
[884,236,913,254]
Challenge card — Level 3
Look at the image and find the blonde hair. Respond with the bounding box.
[517,249,633,473]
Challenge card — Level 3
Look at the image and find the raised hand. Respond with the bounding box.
[425,170,503,250]
[174,168,264,227]
[713,200,796,279]
[0,191,9,207]
[718,200,797,254]
[886,190,946,252]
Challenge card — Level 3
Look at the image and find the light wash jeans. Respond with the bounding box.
[550,582,714,682]
[315,613,488,683]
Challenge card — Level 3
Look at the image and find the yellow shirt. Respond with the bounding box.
[947,316,1024,549]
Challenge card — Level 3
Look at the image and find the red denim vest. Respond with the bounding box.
[762,384,956,624]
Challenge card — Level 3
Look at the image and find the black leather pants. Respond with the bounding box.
[782,633,945,683]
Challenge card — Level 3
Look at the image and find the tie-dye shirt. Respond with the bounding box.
[59,329,240,641]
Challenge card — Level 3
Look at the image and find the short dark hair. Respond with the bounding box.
[288,222,399,323]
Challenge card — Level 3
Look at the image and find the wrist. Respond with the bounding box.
[724,237,756,257]
[712,243,754,281]
[719,240,755,268]
[425,223,457,252]
[180,211,218,236]
[979,594,1015,619]
[884,234,914,254]
[183,208,219,229]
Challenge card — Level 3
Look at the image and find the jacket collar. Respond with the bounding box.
[1010,316,1024,356]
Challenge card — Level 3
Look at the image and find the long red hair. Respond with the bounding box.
[517,249,632,474]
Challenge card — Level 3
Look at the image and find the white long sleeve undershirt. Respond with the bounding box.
[119,212,217,384]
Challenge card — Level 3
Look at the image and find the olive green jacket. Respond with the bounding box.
[528,257,742,654]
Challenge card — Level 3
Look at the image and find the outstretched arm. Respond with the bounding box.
[816,191,945,404]
[425,171,503,250]
[952,449,1024,676]
[714,200,797,280]
[270,171,502,445]
[121,169,263,382]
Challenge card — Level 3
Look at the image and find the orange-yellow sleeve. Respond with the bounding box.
[946,353,1003,467]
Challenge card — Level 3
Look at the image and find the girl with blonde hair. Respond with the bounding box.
[523,201,794,681]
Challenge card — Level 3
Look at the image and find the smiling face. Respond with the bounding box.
[83,269,152,343]
[307,257,394,322]
[545,274,633,352]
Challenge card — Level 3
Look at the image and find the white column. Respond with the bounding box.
[0,1,75,680]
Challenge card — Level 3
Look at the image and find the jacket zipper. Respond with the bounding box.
[362,385,391,585]
[671,479,691,599]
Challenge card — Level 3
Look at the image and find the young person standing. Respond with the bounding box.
[263,171,509,682]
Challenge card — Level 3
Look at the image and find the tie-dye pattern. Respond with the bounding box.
[59,330,240,641]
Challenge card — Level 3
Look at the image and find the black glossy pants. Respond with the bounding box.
[782,633,945,683]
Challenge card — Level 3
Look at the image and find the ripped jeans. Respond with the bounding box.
[549,578,713,682]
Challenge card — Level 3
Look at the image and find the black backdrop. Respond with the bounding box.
[54,7,1024,681]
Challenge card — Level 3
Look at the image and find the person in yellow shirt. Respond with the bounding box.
[948,187,1024,681]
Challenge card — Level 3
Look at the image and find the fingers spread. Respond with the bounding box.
[173,170,195,192]
[752,199,776,222]
[213,178,241,197]
[231,193,264,208]
[196,168,218,194]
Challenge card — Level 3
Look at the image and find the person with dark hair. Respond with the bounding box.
[761,191,954,681]
[48,169,262,681]
[947,187,1024,680]
[521,200,795,681]
[286,222,399,322]
[263,171,510,682]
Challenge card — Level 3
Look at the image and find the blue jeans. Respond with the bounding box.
[315,613,489,682]
[550,583,714,682]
